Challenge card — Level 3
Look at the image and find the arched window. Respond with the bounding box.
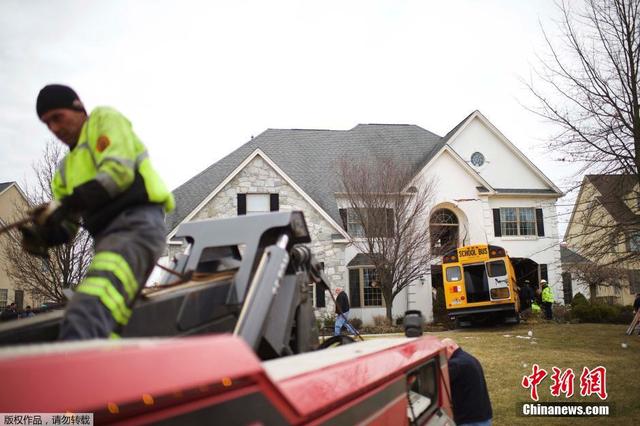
[430,209,459,255]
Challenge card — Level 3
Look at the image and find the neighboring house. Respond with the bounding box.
[0,182,39,311]
[563,175,640,305]
[166,110,563,324]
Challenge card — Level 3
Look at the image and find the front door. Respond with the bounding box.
[14,290,24,310]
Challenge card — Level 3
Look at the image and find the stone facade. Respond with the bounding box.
[172,155,347,311]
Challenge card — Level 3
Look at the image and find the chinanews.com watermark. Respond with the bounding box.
[518,402,612,417]
[518,364,612,417]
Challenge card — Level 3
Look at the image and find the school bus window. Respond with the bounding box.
[486,260,506,277]
[446,266,461,281]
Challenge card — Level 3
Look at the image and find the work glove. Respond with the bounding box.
[30,200,67,227]
[19,224,49,258]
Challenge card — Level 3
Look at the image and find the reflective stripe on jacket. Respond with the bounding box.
[52,107,174,233]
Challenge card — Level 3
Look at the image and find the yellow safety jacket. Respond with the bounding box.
[541,286,554,303]
[51,107,174,234]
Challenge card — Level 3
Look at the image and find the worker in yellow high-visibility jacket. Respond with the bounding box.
[540,279,554,320]
[20,84,174,340]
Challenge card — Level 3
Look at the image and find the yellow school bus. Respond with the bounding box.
[442,244,520,326]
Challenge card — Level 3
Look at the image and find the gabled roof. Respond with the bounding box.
[166,124,444,233]
[586,174,639,225]
[443,110,562,195]
[561,246,591,264]
[0,181,28,201]
[0,182,13,194]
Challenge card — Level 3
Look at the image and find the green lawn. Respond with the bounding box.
[428,323,640,425]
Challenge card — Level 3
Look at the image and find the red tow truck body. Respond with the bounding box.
[0,334,454,425]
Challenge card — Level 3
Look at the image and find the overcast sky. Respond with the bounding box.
[1,1,579,228]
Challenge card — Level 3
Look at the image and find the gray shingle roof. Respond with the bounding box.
[586,174,639,225]
[0,182,13,194]
[166,124,445,233]
[560,246,591,264]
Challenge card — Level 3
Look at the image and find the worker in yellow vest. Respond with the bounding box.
[540,279,554,320]
[20,84,174,340]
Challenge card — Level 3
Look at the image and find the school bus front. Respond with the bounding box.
[441,244,520,323]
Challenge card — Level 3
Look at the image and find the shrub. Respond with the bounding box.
[322,313,336,329]
[571,292,589,307]
[349,317,363,330]
[571,303,631,324]
[360,324,402,334]
[373,315,391,327]
[395,315,404,326]
[552,304,572,322]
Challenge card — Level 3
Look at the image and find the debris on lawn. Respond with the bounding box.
[502,334,513,338]
[527,330,533,337]
[621,343,628,349]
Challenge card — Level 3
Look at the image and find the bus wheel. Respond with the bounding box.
[505,311,520,325]
[455,318,472,328]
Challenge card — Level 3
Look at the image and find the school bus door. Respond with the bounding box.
[485,259,510,301]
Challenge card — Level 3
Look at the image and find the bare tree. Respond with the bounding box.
[0,142,93,303]
[337,156,437,321]
[530,0,640,176]
[530,0,640,271]
[565,260,628,302]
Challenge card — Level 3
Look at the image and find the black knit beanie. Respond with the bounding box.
[36,84,85,118]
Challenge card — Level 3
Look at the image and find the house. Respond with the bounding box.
[563,175,640,305]
[166,111,563,324]
[0,181,40,311]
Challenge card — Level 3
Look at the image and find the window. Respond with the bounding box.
[347,208,365,237]
[470,152,485,167]
[363,268,382,306]
[628,270,640,294]
[629,232,640,252]
[246,194,270,214]
[500,208,537,236]
[345,208,394,238]
[486,260,506,277]
[430,209,459,254]
[237,193,279,215]
[406,359,440,421]
[445,266,461,282]
[0,289,7,309]
[348,267,384,307]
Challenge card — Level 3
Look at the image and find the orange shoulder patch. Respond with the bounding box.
[96,135,111,152]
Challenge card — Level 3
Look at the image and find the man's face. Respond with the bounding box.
[335,288,342,295]
[40,108,87,147]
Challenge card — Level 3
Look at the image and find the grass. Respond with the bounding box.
[428,322,640,425]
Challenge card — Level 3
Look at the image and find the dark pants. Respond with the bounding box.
[543,302,553,320]
[59,205,166,340]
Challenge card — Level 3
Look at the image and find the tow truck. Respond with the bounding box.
[0,212,455,425]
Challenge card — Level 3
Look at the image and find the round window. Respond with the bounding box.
[471,152,485,167]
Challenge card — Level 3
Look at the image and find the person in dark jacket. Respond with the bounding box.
[633,293,640,314]
[442,338,493,426]
[334,288,357,336]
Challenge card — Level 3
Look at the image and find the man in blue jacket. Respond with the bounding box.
[442,338,493,426]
